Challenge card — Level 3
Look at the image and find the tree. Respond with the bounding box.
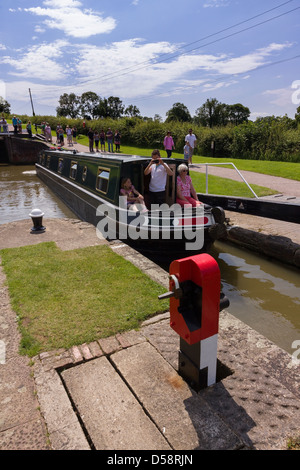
[0,97,11,114]
[227,103,250,125]
[124,105,140,117]
[56,93,80,118]
[195,98,225,128]
[107,96,124,119]
[165,102,191,122]
[195,98,250,127]
[92,97,108,118]
[295,106,300,125]
[79,91,100,119]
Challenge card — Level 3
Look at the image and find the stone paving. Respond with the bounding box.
[0,219,299,450]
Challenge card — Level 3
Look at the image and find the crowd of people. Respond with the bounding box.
[87,128,122,153]
[35,123,122,153]
[1,114,199,210]
[2,117,197,166]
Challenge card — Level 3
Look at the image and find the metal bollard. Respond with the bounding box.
[29,208,46,233]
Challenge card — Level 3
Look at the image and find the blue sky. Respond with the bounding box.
[0,0,299,120]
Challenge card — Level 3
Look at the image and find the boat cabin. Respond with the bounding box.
[38,150,185,209]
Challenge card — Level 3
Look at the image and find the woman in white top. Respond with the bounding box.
[144,149,173,206]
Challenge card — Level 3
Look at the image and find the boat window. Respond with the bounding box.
[58,158,64,174]
[46,156,51,168]
[82,166,87,182]
[70,161,78,180]
[96,167,110,193]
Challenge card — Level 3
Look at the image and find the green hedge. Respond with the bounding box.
[9,114,300,162]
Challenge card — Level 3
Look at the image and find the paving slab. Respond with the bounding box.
[110,342,242,450]
[142,315,300,450]
[33,364,90,450]
[61,355,171,450]
[0,218,107,251]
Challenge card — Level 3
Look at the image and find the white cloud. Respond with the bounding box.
[72,39,176,91]
[0,40,69,81]
[212,43,293,75]
[1,33,294,112]
[35,25,46,34]
[250,111,269,119]
[263,87,292,107]
[203,0,231,8]
[0,80,7,99]
[24,0,116,38]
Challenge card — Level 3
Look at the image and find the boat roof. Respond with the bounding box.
[45,149,180,165]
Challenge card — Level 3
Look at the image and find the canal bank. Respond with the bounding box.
[224,210,300,268]
[0,218,299,450]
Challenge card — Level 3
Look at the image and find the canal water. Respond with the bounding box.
[0,165,299,356]
[0,164,76,223]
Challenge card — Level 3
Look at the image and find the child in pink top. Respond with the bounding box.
[120,178,147,212]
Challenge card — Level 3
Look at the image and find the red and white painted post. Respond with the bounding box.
[159,253,229,391]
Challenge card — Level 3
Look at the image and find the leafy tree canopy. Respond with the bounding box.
[0,97,11,114]
[165,102,192,122]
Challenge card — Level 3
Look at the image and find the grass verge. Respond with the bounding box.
[189,171,276,198]
[0,242,169,357]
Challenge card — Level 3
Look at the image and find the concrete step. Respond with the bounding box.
[61,342,242,450]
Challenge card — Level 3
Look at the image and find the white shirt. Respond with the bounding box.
[185,133,197,148]
[149,164,168,192]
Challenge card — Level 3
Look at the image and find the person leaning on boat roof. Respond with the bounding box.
[144,149,174,206]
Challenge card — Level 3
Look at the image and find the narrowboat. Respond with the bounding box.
[35,149,227,253]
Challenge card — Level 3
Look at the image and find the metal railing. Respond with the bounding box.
[192,162,259,199]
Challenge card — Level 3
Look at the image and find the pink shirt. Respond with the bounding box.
[120,185,136,206]
[177,175,192,197]
[163,136,174,150]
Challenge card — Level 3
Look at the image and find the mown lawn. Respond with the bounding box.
[0,243,169,356]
